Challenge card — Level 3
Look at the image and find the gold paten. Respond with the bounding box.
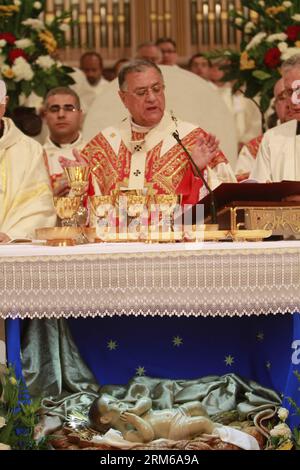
[35,227,97,246]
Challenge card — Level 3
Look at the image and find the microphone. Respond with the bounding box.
[172,130,217,225]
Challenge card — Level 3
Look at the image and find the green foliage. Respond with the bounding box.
[0,365,48,450]
[207,0,300,113]
[0,0,75,114]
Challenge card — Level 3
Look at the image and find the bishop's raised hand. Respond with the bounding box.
[59,148,89,168]
[191,133,219,171]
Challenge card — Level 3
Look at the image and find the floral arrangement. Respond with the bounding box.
[0,365,47,450]
[211,0,300,113]
[0,0,75,114]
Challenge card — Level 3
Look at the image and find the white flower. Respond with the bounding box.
[59,23,70,32]
[266,33,287,43]
[292,14,300,22]
[246,32,267,51]
[270,422,292,439]
[278,407,289,422]
[33,1,42,8]
[36,55,56,70]
[278,42,288,53]
[244,21,256,34]
[1,64,10,74]
[258,0,265,6]
[281,47,300,61]
[11,57,34,82]
[14,39,33,49]
[13,0,21,5]
[0,443,11,450]
[282,1,292,7]
[21,18,45,31]
[0,416,6,429]
[235,18,243,26]
[0,40,6,48]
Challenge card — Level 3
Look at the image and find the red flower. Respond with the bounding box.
[264,47,281,68]
[286,25,300,42]
[0,32,16,45]
[8,49,28,64]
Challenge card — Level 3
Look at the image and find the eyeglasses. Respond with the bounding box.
[160,49,176,54]
[123,83,165,98]
[274,92,288,103]
[47,104,79,113]
[283,88,300,98]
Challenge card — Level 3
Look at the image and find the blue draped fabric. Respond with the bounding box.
[6,313,300,428]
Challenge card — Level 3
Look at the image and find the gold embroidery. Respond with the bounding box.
[11,183,51,211]
[0,156,7,220]
[87,126,228,196]
[245,135,263,159]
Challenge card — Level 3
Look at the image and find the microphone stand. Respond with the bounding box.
[172,130,218,225]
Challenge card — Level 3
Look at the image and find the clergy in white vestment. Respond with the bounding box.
[251,55,300,183]
[42,87,87,196]
[78,52,109,108]
[210,59,262,150]
[0,81,56,243]
[60,60,236,206]
[236,78,291,181]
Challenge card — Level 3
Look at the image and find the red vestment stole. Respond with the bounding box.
[236,135,263,182]
[81,114,228,205]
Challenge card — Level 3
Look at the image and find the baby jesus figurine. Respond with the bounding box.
[89,394,214,443]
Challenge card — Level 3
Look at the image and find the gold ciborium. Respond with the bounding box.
[89,195,115,218]
[126,194,148,240]
[54,196,81,226]
[64,166,90,225]
[112,189,148,241]
[150,194,182,241]
[89,195,116,241]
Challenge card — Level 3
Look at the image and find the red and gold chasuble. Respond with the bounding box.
[236,135,263,182]
[81,112,228,205]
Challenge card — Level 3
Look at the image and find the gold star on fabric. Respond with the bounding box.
[256,332,264,341]
[136,366,146,376]
[107,340,117,351]
[173,336,183,347]
[224,355,234,366]
[110,133,116,138]
[266,361,271,369]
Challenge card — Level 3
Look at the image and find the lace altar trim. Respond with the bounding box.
[1,243,300,318]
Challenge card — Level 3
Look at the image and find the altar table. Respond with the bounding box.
[1,241,300,427]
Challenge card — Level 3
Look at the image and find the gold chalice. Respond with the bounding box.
[150,194,182,241]
[64,166,90,226]
[53,196,81,226]
[64,166,90,197]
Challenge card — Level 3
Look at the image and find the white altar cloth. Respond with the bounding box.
[1,241,300,318]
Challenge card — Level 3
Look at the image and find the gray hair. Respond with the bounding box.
[44,87,81,109]
[281,54,300,73]
[118,59,163,90]
[137,41,157,51]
